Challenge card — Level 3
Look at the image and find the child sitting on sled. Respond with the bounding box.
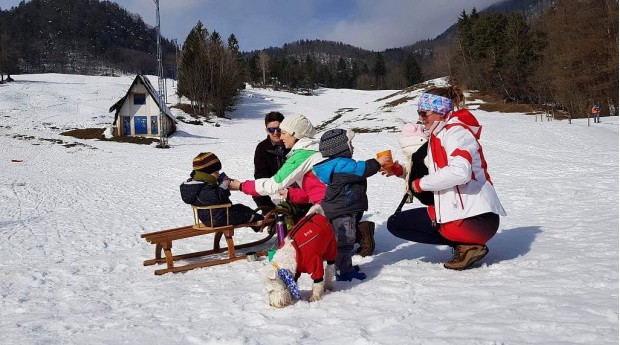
[180,152,263,228]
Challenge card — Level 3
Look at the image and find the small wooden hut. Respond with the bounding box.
[109,75,176,137]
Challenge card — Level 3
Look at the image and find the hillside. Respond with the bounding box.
[405,0,550,79]
[0,0,177,75]
[0,0,547,79]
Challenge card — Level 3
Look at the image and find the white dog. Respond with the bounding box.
[263,214,337,308]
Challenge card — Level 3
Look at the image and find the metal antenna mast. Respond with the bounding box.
[154,0,169,148]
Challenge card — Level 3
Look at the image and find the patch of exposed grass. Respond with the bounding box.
[61,128,104,139]
[61,128,159,145]
[466,93,502,104]
[375,91,403,102]
[353,126,399,133]
[10,132,97,149]
[315,108,356,131]
[477,103,538,113]
[383,96,414,109]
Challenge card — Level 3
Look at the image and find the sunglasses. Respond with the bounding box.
[417,110,431,118]
[266,127,281,133]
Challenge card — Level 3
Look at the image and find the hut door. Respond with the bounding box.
[134,116,148,134]
[151,116,158,134]
[123,116,131,135]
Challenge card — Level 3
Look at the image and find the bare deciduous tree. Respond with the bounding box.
[258,52,270,85]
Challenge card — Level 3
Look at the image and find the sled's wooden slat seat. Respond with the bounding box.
[141,204,277,275]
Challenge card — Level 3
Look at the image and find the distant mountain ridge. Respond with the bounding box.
[0,0,547,77]
[241,0,549,78]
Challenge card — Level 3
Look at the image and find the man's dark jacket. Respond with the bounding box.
[253,137,290,209]
[254,137,289,179]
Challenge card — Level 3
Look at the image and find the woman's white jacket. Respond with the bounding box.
[415,109,506,223]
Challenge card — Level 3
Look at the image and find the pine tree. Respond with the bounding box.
[404,53,423,86]
[303,54,316,88]
[335,57,350,88]
[373,52,386,89]
[177,21,209,114]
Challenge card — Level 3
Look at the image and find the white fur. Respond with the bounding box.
[306,204,325,216]
[263,237,335,307]
[307,280,324,302]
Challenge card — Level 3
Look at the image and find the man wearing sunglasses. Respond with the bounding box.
[253,111,290,211]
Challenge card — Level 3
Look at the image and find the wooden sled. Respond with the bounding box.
[141,204,285,275]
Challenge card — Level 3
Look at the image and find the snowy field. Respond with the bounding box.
[0,74,618,344]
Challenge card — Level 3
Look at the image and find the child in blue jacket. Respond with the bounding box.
[313,129,389,281]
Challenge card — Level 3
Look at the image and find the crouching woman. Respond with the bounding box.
[387,85,506,270]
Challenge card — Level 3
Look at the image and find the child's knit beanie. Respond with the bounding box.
[193,152,222,174]
[319,129,353,158]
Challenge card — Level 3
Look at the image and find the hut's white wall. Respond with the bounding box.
[115,83,162,137]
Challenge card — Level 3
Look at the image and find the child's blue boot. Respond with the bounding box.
[336,266,367,281]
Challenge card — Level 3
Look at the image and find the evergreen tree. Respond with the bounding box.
[302,54,317,88]
[335,57,350,88]
[500,12,538,101]
[404,53,423,86]
[373,52,386,89]
[0,11,18,81]
[351,60,360,85]
[247,53,261,83]
[228,34,247,89]
[361,63,370,74]
[177,21,209,114]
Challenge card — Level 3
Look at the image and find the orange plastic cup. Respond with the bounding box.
[376,149,394,171]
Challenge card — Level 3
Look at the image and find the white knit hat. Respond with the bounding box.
[280,114,316,139]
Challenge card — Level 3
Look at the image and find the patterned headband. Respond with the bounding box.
[417,93,454,116]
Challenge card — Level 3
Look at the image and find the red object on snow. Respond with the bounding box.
[11,159,23,163]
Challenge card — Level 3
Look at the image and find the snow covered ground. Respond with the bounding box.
[0,74,617,344]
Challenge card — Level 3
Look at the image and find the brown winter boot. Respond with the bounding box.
[356,221,375,257]
[444,244,488,270]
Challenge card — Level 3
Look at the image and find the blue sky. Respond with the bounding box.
[1,0,502,52]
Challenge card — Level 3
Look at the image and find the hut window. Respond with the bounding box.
[133,93,146,105]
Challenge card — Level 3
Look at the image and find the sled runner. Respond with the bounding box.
[141,205,286,275]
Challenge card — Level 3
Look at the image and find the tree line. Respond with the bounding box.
[240,40,423,91]
[229,0,617,119]
[2,0,617,120]
[176,31,424,117]
[446,0,618,118]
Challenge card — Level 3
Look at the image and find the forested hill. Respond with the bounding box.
[0,0,177,75]
[405,0,551,79]
[0,0,546,79]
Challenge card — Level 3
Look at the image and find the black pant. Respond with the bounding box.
[387,208,455,246]
[252,195,276,213]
